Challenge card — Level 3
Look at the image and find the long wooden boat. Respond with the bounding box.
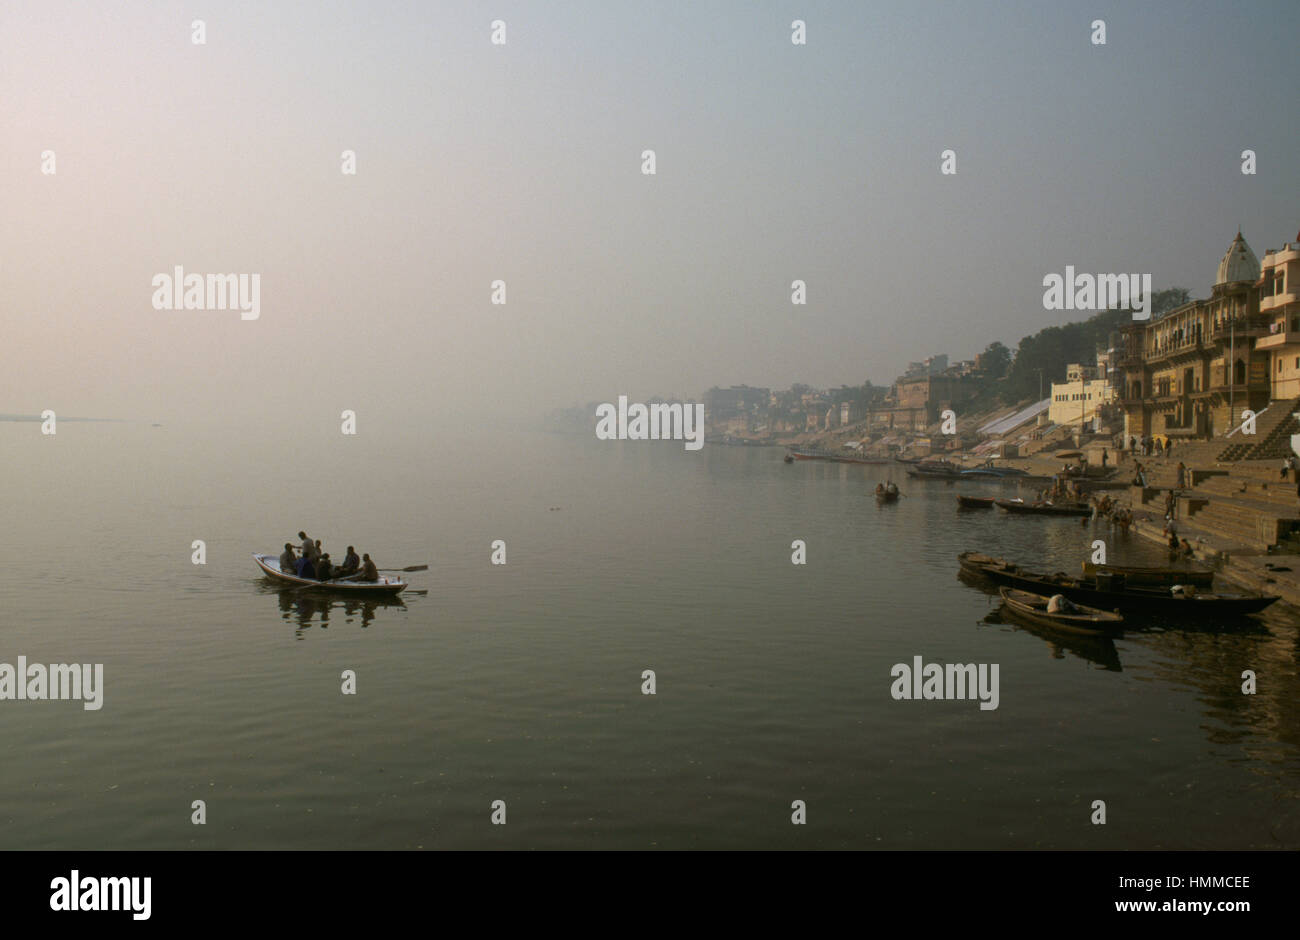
[1081,562,1214,588]
[999,587,1123,635]
[253,553,408,595]
[996,499,1092,517]
[956,494,996,508]
[789,447,889,465]
[957,552,1277,617]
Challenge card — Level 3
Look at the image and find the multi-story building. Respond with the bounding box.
[1119,231,1270,441]
[1254,235,1300,400]
[1048,362,1115,427]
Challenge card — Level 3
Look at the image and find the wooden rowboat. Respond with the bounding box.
[999,587,1123,635]
[956,494,996,508]
[1081,562,1214,588]
[957,552,1278,617]
[996,499,1092,517]
[252,553,408,595]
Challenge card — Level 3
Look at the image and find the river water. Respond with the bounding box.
[1,421,1297,849]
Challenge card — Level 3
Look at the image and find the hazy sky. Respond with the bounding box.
[3,1,1297,425]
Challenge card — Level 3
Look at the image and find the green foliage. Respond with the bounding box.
[1000,288,1191,403]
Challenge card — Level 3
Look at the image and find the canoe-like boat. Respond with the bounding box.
[961,466,1029,479]
[996,499,1092,517]
[956,494,996,508]
[789,447,889,465]
[1081,562,1214,588]
[252,553,408,595]
[957,552,1277,617]
[999,587,1123,635]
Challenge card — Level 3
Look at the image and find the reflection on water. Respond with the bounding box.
[258,581,408,633]
[981,606,1124,672]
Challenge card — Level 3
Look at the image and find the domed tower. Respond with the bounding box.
[1208,231,1267,431]
[1214,230,1260,290]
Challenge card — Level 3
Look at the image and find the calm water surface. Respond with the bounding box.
[1,422,1297,849]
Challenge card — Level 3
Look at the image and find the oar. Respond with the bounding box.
[378,564,427,572]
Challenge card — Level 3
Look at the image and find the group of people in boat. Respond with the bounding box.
[279,531,379,583]
[875,481,900,498]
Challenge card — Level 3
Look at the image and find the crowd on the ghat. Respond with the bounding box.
[279,531,379,582]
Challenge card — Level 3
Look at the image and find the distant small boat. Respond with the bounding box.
[999,587,1123,635]
[252,553,407,595]
[783,453,794,463]
[960,466,1029,478]
[789,447,888,465]
[956,494,996,509]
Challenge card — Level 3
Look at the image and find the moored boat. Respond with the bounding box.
[999,587,1123,635]
[1081,562,1215,588]
[956,494,996,508]
[996,499,1092,517]
[789,447,889,465]
[957,552,1278,617]
[252,553,408,595]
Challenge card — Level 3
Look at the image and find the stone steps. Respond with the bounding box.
[1186,504,1280,552]
[1195,476,1300,510]
[1217,397,1300,461]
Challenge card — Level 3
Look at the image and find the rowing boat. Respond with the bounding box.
[957,552,1277,617]
[999,588,1123,635]
[252,553,408,595]
[1081,562,1214,588]
[996,499,1092,517]
[956,494,996,508]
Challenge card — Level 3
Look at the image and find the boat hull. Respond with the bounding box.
[999,588,1123,635]
[957,552,1277,617]
[956,495,996,508]
[1081,562,1215,588]
[996,499,1092,517]
[252,553,408,595]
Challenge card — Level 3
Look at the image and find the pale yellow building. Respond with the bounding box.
[1254,236,1300,400]
[1048,363,1115,427]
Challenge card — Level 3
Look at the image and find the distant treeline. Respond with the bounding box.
[547,287,1193,421]
[978,287,1191,405]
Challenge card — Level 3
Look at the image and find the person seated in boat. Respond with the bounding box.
[359,553,379,582]
[886,481,898,495]
[295,553,316,579]
[298,531,317,561]
[316,553,333,581]
[1046,594,1078,614]
[875,483,885,496]
[315,539,323,559]
[279,543,297,573]
[339,546,360,576]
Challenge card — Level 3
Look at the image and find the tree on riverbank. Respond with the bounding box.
[1000,287,1191,403]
